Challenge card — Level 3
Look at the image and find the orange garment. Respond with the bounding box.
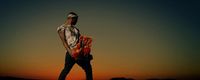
[71,35,92,59]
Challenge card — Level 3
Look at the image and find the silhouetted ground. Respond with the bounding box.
[146,77,200,80]
[110,77,177,80]
[110,77,135,80]
[146,78,176,80]
[0,76,38,80]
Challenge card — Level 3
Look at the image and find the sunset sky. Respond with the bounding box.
[0,0,200,80]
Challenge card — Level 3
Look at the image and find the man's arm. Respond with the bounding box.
[57,29,72,54]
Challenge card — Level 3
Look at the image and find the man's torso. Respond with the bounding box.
[57,24,80,49]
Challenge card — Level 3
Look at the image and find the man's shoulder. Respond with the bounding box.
[57,24,66,32]
[73,26,80,32]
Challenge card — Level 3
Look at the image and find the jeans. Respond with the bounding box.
[58,52,93,80]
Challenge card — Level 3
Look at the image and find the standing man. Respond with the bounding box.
[57,12,93,80]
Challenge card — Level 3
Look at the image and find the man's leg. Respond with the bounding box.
[77,58,93,80]
[58,52,75,80]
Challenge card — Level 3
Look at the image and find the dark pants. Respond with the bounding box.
[58,52,93,80]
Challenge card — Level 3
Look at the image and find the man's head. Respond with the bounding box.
[66,12,78,25]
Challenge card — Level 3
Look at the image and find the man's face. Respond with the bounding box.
[67,17,73,24]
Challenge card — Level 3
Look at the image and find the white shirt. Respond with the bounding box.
[57,24,80,49]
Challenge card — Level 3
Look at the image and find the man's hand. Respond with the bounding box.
[67,48,72,55]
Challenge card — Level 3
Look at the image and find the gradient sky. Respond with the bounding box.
[0,0,200,80]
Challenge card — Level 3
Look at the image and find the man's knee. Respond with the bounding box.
[82,63,92,72]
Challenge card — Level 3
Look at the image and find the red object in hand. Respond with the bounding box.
[71,35,92,59]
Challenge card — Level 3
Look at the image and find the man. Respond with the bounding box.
[57,12,93,80]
